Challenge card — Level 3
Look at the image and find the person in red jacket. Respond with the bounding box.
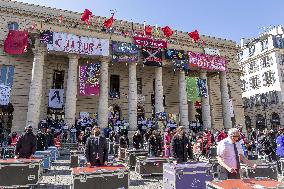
[217,129,228,143]
[164,128,172,157]
[8,131,19,147]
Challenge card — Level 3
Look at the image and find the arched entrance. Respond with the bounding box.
[271,112,280,130]
[137,105,145,119]
[0,102,14,134]
[256,114,265,131]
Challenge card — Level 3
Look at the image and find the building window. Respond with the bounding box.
[238,51,243,61]
[248,62,255,74]
[137,78,142,94]
[250,75,261,89]
[279,54,284,66]
[110,75,120,98]
[281,69,284,82]
[262,56,272,68]
[261,39,268,51]
[52,70,64,89]
[269,91,279,105]
[274,36,284,48]
[249,45,255,56]
[0,65,14,87]
[263,71,276,86]
[241,79,247,92]
[7,22,19,31]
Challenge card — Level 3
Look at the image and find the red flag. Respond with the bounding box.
[161,26,173,37]
[188,30,200,42]
[103,15,114,29]
[81,9,92,23]
[145,26,152,36]
[4,30,28,55]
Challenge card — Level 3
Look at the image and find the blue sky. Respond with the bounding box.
[14,0,284,42]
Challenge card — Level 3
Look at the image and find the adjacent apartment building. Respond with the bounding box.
[239,26,284,130]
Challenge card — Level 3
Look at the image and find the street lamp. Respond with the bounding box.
[261,96,267,130]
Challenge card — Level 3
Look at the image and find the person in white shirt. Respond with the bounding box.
[217,128,256,179]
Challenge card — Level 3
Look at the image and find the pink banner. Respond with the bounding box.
[189,51,227,71]
[79,64,100,96]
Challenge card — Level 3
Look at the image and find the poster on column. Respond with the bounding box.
[47,32,109,56]
[79,63,101,96]
[48,89,64,109]
[188,51,227,71]
[0,85,11,105]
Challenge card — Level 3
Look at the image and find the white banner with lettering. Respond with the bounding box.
[0,85,11,105]
[47,32,109,56]
[48,89,64,109]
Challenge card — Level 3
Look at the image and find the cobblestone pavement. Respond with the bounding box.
[36,155,163,189]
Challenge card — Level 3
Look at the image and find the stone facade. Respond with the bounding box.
[239,26,284,130]
[0,0,245,132]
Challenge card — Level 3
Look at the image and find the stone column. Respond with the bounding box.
[26,39,46,128]
[98,58,109,129]
[188,101,195,122]
[64,54,79,127]
[220,71,232,129]
[178,71,189,127]
[199,71,212,129]
[155,67,164,113]
[128,62,137,131]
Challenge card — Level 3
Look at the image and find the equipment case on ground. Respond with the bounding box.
[163,162,213,189]
[72,165,129,189]
[241,160,278,180]
[126,149,148,168]
[0,158,43,187]
[34,150,52,170]
[70,150,84,168]
[135,157,173,176]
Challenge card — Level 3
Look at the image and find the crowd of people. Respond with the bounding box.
[3,115,284,179]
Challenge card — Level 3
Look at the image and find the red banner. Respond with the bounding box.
[4,30,28,55]
[189,51,227,71]
[133,36,167,49]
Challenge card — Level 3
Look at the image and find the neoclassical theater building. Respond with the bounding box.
[0,0,244,133]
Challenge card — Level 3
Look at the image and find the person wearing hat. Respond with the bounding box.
[85,125,108,167]
[15,125,37,158]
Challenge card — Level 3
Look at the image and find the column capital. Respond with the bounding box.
[100,56,111,62]
[199,70,207,78]
[32,39,47,56]
[68,54,80,60]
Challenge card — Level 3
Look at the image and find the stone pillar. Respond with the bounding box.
[199,71,212,129]
[26,39,46,128]
[128,62,137,131]
[64,54,79,127]
[178,71,189,127]
[188,101,195,122]
[98,58,109,129]
[155,67,164,113]
[220,71,232,129]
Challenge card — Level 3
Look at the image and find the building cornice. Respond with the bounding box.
[0,0,237,51]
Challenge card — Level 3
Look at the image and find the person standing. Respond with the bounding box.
[8,131,19,147]
[217,128,256,179]
[85,126,108,167]
[36,130,46,151]
[133,130,143,149]
[164,128,171,157]
[171,126,193,163]
[15,125,37,158]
